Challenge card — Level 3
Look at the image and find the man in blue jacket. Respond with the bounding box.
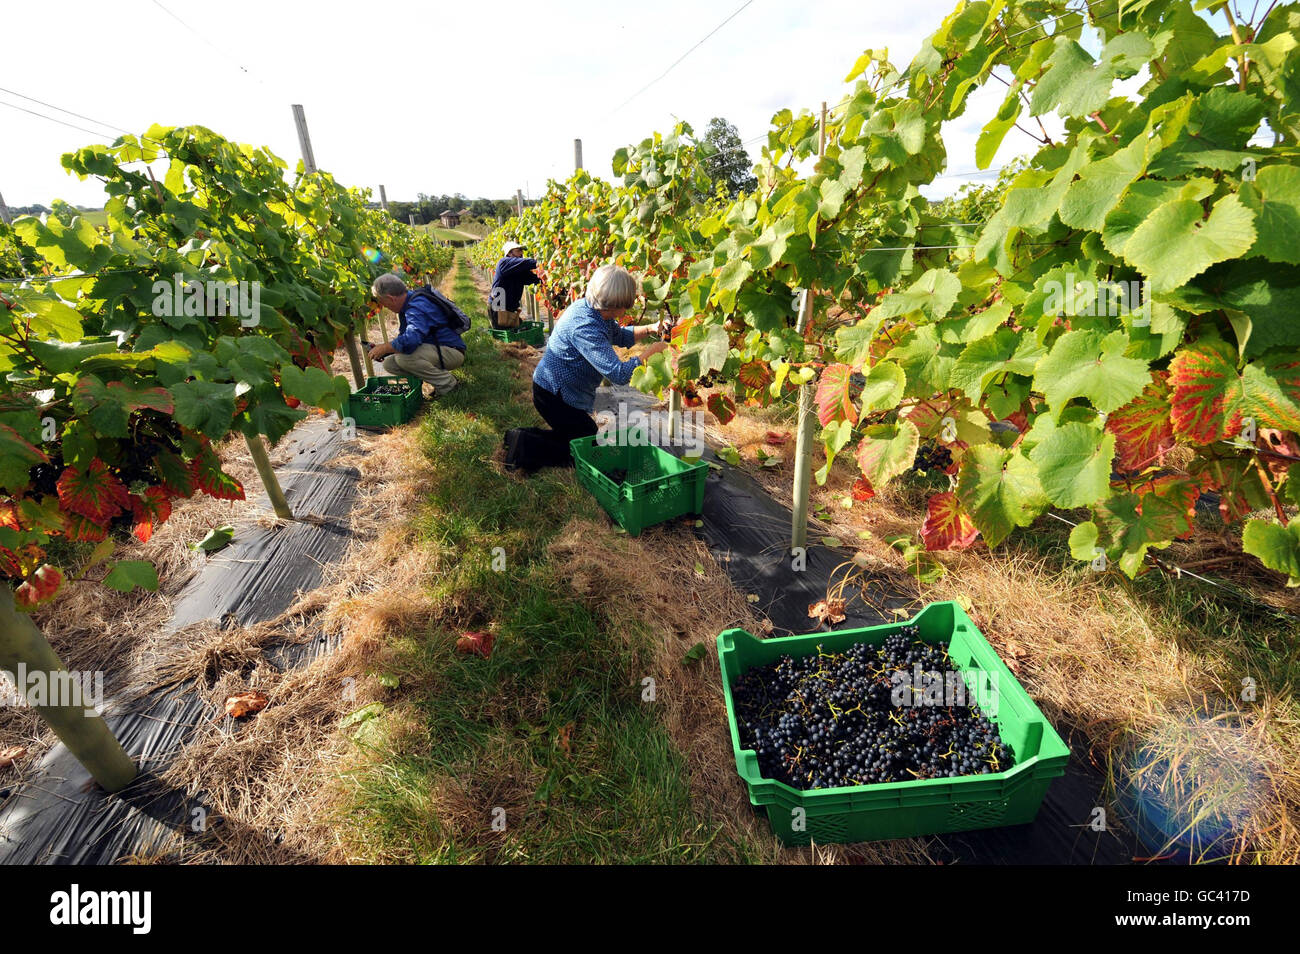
[368,273,467,396]
[489,241,540,329]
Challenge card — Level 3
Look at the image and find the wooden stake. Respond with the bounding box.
[244,432,293,520]
[291,104,318,174]
[289,105,365,388]
[360,317,376,377]
[0,587,137,791]
[0,189,12,225]
[575,139,584,171]
[379,184,389,212]
[790,102,829,552]
[343,332,366,388]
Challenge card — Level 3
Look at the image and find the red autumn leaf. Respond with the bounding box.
[815,363,858,428]
[223,691,269,719]
[61,512,109,542]
[707,393,737,425]
[920,492,979,551]
[1165,341,1300,442]
[192,445,245,501]
[56,459,130,524]
[737,360,772,391]
[284,395,302,409]
[456,630,495,658]
[851,477,876,501]
[765,431,790,446]
[1107,372,1176,472]
[14,564,64,609]
[0,502,18,531]
[130,487,174,543]
[1125,475,1202,540]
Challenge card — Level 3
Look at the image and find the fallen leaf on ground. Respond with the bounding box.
[0,745,27,770]
[224,691,269,719]
[457,630,496,658]
[807,598,847,626]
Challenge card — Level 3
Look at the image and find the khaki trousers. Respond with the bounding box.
[383,344,465,396]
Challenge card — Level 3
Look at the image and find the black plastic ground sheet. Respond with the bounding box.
[0,416,359,864]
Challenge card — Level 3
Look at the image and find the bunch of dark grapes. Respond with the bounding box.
[731,626,1013,791]
[912,441,953,473]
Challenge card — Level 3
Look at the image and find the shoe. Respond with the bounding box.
[503,428,522,471]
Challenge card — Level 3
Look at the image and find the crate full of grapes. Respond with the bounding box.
[345,375,423,428]
[718,601,1069,845]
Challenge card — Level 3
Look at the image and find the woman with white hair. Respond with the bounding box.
[504,264,669,471]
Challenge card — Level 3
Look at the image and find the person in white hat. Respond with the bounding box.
[489,241,540,329]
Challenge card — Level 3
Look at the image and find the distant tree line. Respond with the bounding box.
[384,194,519,226]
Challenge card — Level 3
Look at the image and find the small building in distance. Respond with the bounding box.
[438,209,462,228]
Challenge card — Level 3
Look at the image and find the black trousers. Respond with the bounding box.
[505,384,599,471]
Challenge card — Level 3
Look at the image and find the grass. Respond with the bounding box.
[418,224,480,243]
[333,253,764,863]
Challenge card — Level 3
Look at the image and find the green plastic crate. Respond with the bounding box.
[718,601,1070,845]
[570,432,707,536]
[345,375,423,428]
[488,321,545,346]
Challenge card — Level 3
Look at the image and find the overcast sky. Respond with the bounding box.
[0,0,1172,209]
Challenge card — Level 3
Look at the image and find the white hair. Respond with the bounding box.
[585,264,638,312]
[371,272,408,298]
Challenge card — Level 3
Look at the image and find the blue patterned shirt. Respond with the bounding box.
[533,299,639,412]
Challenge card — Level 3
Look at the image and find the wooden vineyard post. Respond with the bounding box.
[379,184,389,212]
[0,587,137,791]
[790,102,829,552]
[244,432,294,520]
[359,313,376,378]
[0,189,12,225]
[342,333,367,389]
[290,105,367,390]
[575,138,584,172]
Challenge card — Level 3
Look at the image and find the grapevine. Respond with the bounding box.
[478,0,1300,582]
